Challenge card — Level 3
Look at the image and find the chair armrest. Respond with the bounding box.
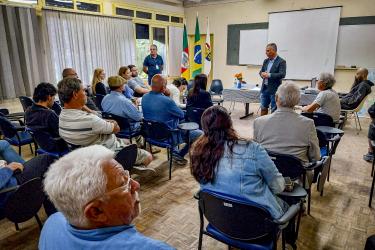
[274,203,300,225]
[194,191,200,200]
[327,134,342,143]
[0,185,19,194]
[304,160,323,171]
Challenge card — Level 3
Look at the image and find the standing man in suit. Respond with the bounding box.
[259,43,286,116]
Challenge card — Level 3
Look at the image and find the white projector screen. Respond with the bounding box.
[239,29,268,65]
[268,7,341,80]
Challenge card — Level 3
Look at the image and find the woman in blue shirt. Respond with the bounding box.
[190,106,288,219]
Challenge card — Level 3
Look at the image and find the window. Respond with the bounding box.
[7,0,37,4]
[77,2,100,12]
[116,7,134,17]
[136,11,152,20]
[171,16,183,23]
[156,14,169,22]
[135,23,150,79]
[45,0,73,9]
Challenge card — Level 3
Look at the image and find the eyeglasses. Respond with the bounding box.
[85,170,132,206]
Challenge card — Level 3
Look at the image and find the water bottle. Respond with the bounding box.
[236,79,241,89]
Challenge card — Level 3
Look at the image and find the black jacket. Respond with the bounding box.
[340,80,374,110]
[259,56,287,94]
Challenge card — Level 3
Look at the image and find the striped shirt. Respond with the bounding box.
[59,109,117,150]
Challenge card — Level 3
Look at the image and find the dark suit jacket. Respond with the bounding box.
[259,56,286,94]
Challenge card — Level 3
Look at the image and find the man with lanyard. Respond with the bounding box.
[259,43,287,116]
[143,44,164,85]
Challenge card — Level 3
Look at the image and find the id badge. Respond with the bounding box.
[155,64,159,70]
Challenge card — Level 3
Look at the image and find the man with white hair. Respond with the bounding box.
[253,82,320,163]
[39,145,175,250]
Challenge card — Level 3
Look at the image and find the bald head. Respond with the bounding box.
[62,68,78,79]
[355,68,368,83]
[151,74,166,93]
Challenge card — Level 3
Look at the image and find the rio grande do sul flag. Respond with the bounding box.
[181,24,190,80]
[204,18,211,76]
[192,14,202,78]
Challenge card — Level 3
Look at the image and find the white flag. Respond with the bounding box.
[204,18,212,76]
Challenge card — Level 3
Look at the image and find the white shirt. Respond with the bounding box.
[166,84,185,109]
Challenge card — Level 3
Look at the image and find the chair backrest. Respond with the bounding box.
[199,190,277,241]
[4,178,45,223]
[186,106,205,128]
[210,79,224,95]
[301,112,334,127]
[354,94,369,112]
[267,151,305,181]
[95,94,105,111]
[102,112,131,131]
[0,116,17,139]
[142,120,172,142]
[27,127,68,153]
[18,96,34,112]
[114,144,137,171]
[187,80,194,91]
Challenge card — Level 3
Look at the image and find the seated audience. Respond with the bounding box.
[26,82,59,138]
[39,145,175,250]
[340,68,374,110]
[187,74,213,109]
[118,66,136,99]
[142,74,203,164]
[363,103,375,162]
[91,68,107,96]
[127,65,150,97]
[57,77,152,170]
[191,106,299,246]
[167,77,188,109]
[254,82,320,163]
[102,76,142,131]
[302,73,341,122]
[61,68,99,112]
[0,140,56,215]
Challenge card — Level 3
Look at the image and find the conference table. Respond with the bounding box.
[222,85,318,119]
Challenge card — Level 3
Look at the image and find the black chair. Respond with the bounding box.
[114,144,137,172]
[141,120,179,180]
[301,112,334,127]
[26,127,69,158]
[95,94,106,111]
[0,178,44,230]
[0,116,34,155]
[102,112,141,144]
[197,190,300,250]
[267,151,322,215]
[369,141,375,207]
[187,80,194,91]
[186,106,205,129]
[18,96,34,112]
[209,79,224,105]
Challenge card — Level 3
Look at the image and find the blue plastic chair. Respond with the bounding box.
[102,112,142,144]
[186,106,205,129]
[141,120,179,180]
[197,190,300,250]
[0,116,34,155]
[26,127,69,158]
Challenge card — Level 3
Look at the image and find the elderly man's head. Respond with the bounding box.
[62,68,78,79]
[275,82,301,108]
[44,145,141,229]
[317,72,336,91]
[57,77,87,108]
[266,43,277,59]
[151,74,166,93]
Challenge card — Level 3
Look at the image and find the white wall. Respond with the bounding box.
[184,0,375,91]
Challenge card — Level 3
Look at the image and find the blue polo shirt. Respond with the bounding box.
[143,55,163,84]
[39,212,175,250]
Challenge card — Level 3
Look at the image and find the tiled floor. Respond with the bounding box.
[0,100,374,250]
